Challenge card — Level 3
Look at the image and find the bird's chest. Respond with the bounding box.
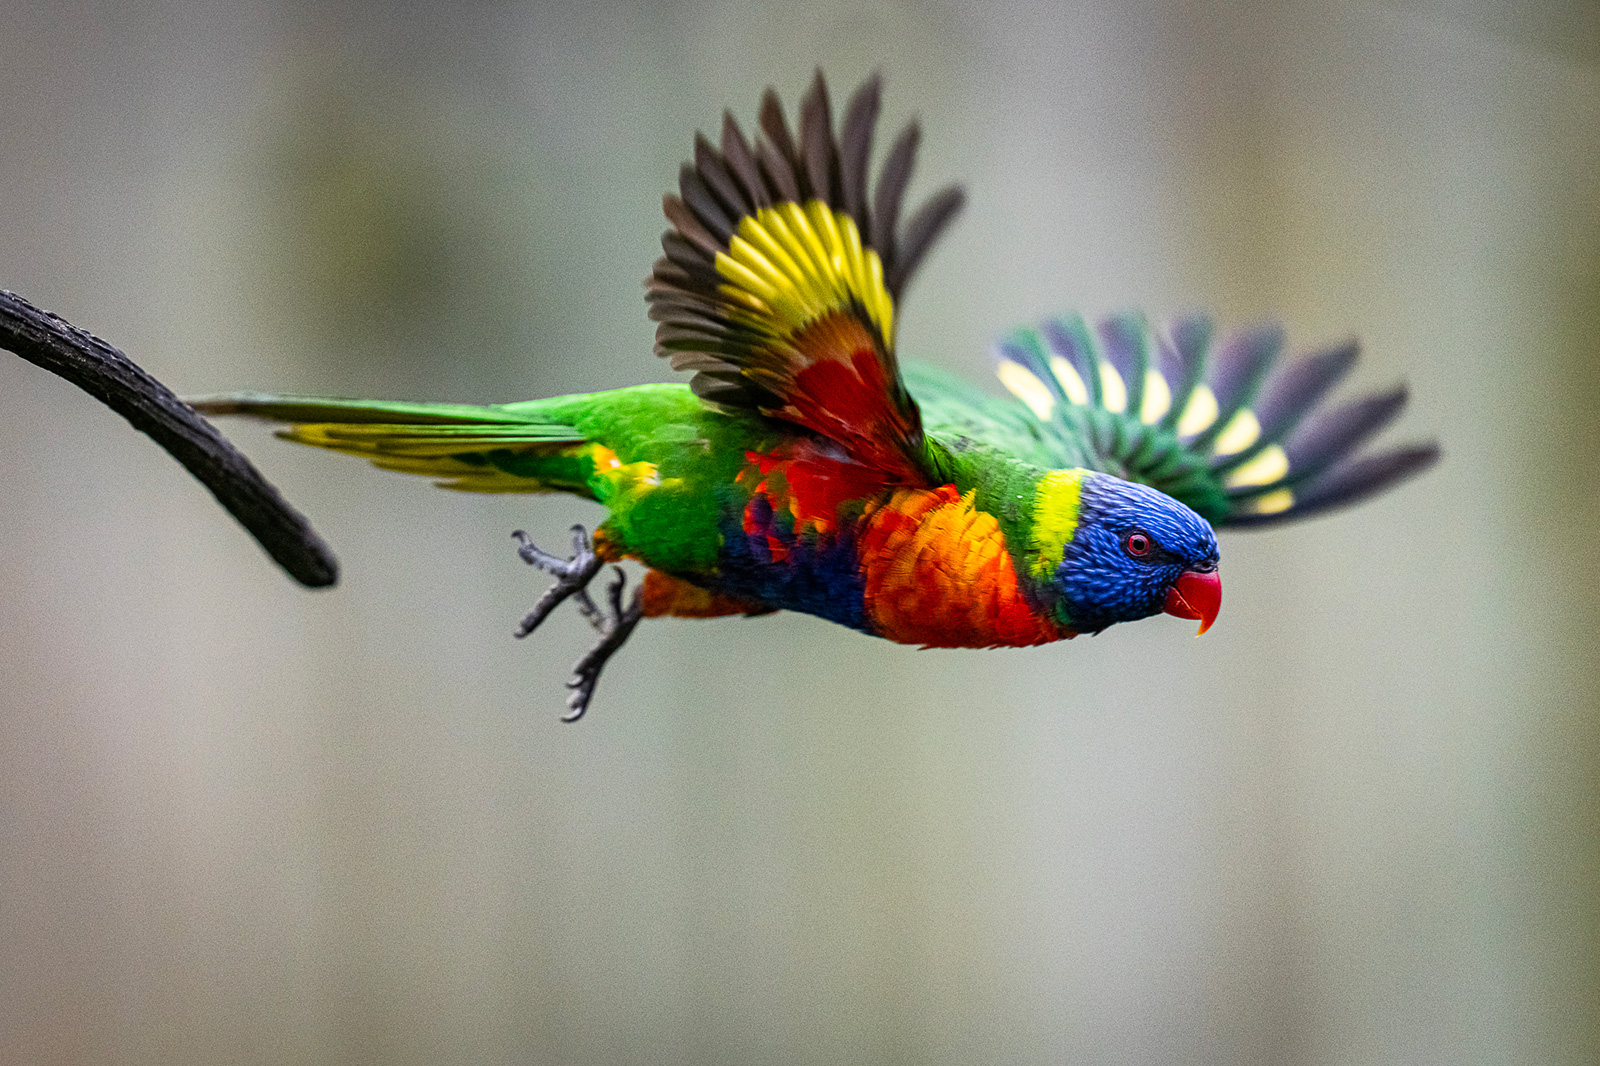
[716,451,1068,647]
[851,486,1069,647]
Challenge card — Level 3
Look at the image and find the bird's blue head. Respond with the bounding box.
[1036,470,1222,635]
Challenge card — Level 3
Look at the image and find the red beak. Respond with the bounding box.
[1163,569,1222,635]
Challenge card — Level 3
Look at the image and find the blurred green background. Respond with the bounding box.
[2,1,1597,1063]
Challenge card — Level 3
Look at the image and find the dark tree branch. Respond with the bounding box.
[0,288,338,588]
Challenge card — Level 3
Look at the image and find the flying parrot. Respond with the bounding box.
[192,73,1438,720]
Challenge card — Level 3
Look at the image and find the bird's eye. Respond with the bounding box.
[1125,532,1152,558]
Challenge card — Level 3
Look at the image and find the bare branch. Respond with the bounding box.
[0,289,338,588]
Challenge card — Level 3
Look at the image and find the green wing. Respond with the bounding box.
[983,312,1438,527]
[903,361,1081,469]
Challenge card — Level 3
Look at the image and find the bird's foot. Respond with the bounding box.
[563,567,643,723]
[512,524,606,638]
[511,524,642,722]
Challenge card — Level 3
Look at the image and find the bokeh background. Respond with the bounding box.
[2,1,1597,1063]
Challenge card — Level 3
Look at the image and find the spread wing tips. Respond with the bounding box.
[1227,442,1439,526]
[839,73,882,223]
[1281,384,1411,479]
[1248,339,1360,444]
[655,72,964,310]
[991,313,1436,525]
[1222,381,1435,524]
[870,120,915,258]
[888,184,966,299]
[799,70,839,204]
[719,112,769,209]
[693,134,754,220]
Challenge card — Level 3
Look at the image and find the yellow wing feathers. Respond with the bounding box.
[716,202,894,348]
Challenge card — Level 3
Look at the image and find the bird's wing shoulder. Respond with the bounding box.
[647,72,964,485]
[989,312,1438,527]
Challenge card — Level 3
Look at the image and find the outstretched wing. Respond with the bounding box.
[647,71,964,483]
[991,312,1439,527]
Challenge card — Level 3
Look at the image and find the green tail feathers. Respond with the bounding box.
[185,391,593,430]
[187,392,594,493]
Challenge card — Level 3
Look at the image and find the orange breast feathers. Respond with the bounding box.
[857,486,1073,648]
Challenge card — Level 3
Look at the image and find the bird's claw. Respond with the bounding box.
[512,524,604,638]
[562,567,643,723]
[511,524,643,722]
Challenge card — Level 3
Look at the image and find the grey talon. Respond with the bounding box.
[512,525,644,721]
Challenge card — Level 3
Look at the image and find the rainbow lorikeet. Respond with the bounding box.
[193,73,1437,719]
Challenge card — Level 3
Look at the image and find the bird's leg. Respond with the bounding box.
[510,524,643,722]
[568,587,605,632]
[563,567,643,723]
[512,524,605,638]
